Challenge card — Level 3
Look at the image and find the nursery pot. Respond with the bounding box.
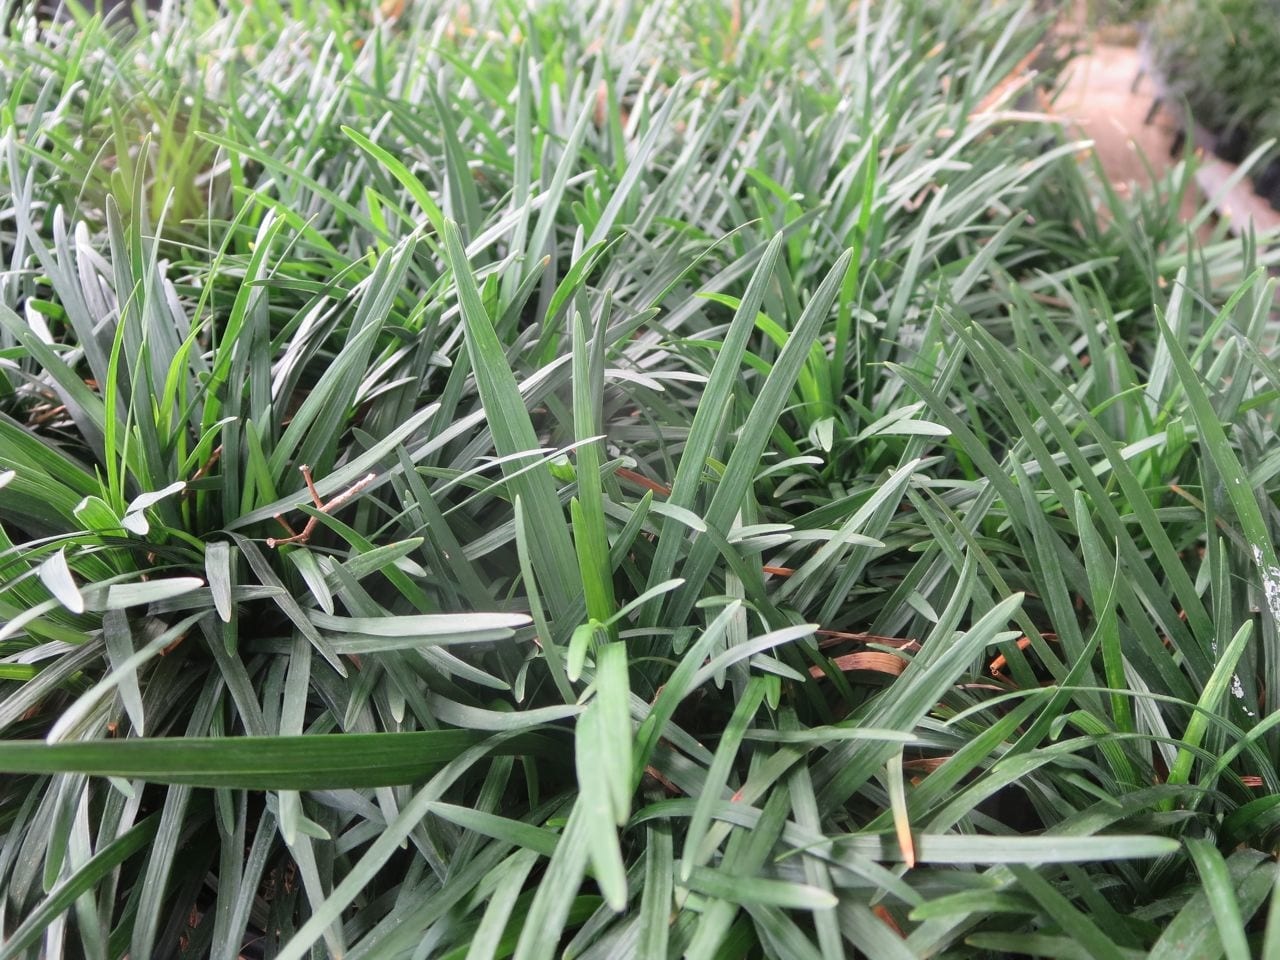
[1254,158,1280,211]
[1213,124,1251,164]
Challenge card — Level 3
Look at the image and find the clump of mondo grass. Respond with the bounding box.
[2,1,1280,958]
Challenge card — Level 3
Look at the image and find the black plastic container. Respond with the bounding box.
[1214,124,1251,164]
[1252,158,1280,211]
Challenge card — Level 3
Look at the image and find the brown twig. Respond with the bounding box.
[182,445,224,499]
[643,765,681,796]
[267,465,377,548]
[989,633,1059,678]
[192,445,223,482]
[615,467,671,497]
[28,403,68,426]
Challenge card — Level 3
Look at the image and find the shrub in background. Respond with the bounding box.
[1149,0,1280,201]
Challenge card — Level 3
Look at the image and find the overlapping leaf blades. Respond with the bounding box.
[2,0,1280,957]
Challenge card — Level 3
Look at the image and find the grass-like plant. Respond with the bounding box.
[2,1,1280,957]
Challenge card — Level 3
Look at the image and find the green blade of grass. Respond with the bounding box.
[0,731,536,788]
[667,249,853,624]
[442,218,580,624]
[1184,838,1253,960]
[0,814,159,960]
[642,233,784,618]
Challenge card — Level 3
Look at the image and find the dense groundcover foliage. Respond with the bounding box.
[3,0,1280,956]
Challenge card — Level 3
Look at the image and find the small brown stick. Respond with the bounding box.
[191,445,223,482]
[267,465,377,548]
[28,403,68,426]
[161,630,189,656]
[615,467,671,497]
[643,765,682,796]
[989,636,1034,677]
[182,445,224,499]
[873,904,906,938]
